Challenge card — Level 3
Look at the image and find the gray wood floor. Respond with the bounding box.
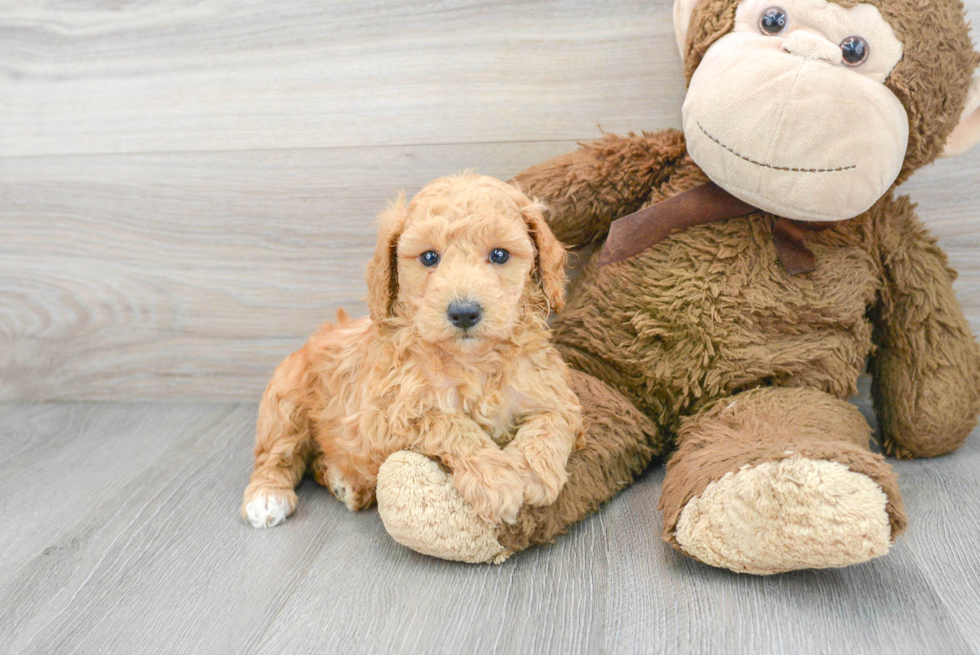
[1,390,978,655]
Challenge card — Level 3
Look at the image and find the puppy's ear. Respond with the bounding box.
[365,192,408,322]
[521,198,567,313]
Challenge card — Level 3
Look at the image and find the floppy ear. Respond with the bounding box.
[943,75,980,157]
[673,0,699,60]
[521,199,568,313]
[365,193,408,322]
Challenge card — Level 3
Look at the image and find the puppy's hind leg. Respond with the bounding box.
[242,351,315,528]
[311,450,377,512]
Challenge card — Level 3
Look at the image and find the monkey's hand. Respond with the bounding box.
[870,207,980,458]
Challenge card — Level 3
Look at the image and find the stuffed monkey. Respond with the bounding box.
[375,0,980,574]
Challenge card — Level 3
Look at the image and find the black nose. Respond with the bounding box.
[447,301,482,329]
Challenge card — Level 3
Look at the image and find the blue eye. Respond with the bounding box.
[489,248,510,264]
[420,251,440,267]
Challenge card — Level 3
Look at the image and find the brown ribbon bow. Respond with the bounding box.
[598,182,836,275]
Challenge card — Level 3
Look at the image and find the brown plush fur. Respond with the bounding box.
[495,13,980,557]
[242,174,583,528]
[496,369,664,554]
[535,136,980,459]
[658,386,907,548]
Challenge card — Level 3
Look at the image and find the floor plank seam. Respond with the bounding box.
[237,545,331,655]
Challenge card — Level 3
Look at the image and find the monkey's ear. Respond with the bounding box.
[943,76,980,157]
[365,193,408,322]
[522,200,567,313]
[673,0,699,60]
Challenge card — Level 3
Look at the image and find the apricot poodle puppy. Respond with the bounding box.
[242,173,583,529]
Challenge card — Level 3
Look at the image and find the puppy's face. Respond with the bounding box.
[395,179,538,350]
[366,174,568,352]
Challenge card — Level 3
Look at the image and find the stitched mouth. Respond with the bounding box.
[698,122,857,173]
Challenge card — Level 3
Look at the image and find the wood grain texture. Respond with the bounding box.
[0,401,236,575]
[2,147,978,402]
[1,401,978,655]
[0,0,979,402]
[0,0,685,157]
[0,142,573,400]
[891,428,980,653]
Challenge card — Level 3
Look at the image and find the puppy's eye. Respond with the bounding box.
[489,248,510,264]
[420,251,440,267]
[840,36,869,66]
[759,7,787,34]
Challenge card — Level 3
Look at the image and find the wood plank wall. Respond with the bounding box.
[2,0,979,401]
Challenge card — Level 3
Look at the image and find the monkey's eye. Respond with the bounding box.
[759,7,788,34]
[840,36,869,66]
[420,251,440,267]
[489,248,510,264]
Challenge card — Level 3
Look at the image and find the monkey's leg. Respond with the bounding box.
[375,370,663,563]
[659,387,907,575]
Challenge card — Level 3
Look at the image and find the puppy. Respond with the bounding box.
[242,173,583,529]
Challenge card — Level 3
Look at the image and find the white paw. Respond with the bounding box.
[244,492,295,529]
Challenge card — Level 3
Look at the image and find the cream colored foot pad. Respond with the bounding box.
[675,456,891,575]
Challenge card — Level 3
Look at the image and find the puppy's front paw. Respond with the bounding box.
[512,443,568,507]
[451,453,525,526]
[242,489,297,529]
[522,472,565,507]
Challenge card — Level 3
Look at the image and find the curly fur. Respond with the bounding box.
[242,174,583,527]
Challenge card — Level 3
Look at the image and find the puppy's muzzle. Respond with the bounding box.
[447,300,482,330]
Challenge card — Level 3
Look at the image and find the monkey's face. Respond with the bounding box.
[682,0,908,222]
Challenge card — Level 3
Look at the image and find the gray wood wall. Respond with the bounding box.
[2,0,979,401]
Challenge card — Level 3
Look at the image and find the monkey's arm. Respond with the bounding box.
[869,203,980,458]
[511,129,688,248]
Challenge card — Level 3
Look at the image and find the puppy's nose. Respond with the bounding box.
[448,301,482,329]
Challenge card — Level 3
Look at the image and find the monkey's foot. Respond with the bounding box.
[674,456,892,575]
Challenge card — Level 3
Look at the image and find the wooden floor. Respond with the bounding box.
[1,393,979,655]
